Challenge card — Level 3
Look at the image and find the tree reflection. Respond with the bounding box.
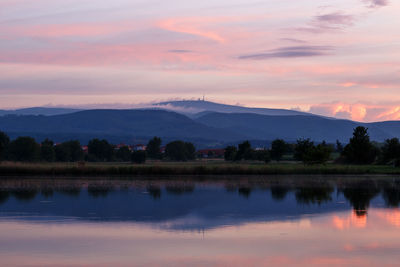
[41,188,54,198]
[340,180,380,217]
[0,191,10,205]
[87,184,114,198]
[165,185,195,195]
[295,186,334,205]
[238,187,252,198]
[12,189,38,202]
[147,185,161,199]
[57,187,81,197]
[270,185,290,201]
[382,181,400,208]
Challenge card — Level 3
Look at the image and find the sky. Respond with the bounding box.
[0,0,399,122]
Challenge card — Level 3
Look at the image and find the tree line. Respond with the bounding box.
[224,126,400,166]
[1,126,400,165]
[0,133,196,163]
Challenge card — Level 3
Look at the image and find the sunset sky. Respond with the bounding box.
[0,0,399,122]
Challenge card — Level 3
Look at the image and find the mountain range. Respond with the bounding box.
[0,100,399,147]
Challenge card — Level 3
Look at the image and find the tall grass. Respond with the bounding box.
[0,161,400,177]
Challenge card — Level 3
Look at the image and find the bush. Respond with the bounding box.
[253,150,271,163]
[303,143,333,164]
[131,150,146,164]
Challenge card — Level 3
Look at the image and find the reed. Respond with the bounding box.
[0,161,399,177]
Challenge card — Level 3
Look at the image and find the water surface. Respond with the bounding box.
[0,176,399,266]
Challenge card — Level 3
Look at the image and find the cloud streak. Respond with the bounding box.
[239,46,334,60]
[363,0,389,8]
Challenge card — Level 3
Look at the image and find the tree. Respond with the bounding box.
[146,137,162,159]
[88,139,114,162]
[0,131,10,161]
[8,136,40,162]
[303,143,333,164]
[236,141,253,160]
[131,150,146,164]
[336,140,344,153]
[224,146,237,161]
[270,139,287,161]
[184,142,196,160]
[381,138,400,165]
[40,138,55,162]
[342,127,377,164]
[294,138,314,162]
[116,146,132,162]
[55,140,84,162]
[165,141,196,161]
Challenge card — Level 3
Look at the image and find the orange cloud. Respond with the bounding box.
[309,102,400,122]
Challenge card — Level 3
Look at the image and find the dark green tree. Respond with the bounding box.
[236,141,253,160]
[8,136,40,162]
[224,146,237,161]
[146,137,162,159]
[0,131,10,161]
[294,138,314,162]
[88,139,114,162]
[342,127,377,164]
[184,142,196,160]
[40,138,55,162]
[165,141,196,161]
[131,150,146,164]
[116,146,132,162]
[381,138,400,164]
[55,140,83,162]
[270,139,287,161]
[303,142,333,164]
[336,140,344,153]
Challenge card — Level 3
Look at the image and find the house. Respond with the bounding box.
[81,146,88,153]
[160,146,166,154]
[132,144,147,151]
[197,149,225,158]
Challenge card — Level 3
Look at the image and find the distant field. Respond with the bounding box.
[1,160,400,177]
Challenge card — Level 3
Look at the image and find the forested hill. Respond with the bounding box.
[195,112,397,142]
[0,109,399,145]
[0,109,245,144]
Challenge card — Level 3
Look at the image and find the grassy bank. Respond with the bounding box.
[1,161,400,177]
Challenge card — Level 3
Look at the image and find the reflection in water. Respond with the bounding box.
[12,189,38,202]
[0,176,400,266]
[340,180,380,217]
[270,185,290,201]
[295,186,333,205]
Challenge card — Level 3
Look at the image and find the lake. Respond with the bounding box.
[0,176,399,267]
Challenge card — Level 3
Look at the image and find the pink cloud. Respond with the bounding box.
[309,102,400,122]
